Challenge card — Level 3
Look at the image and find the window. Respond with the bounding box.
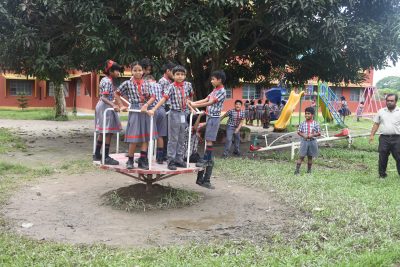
[350,88,361,102]
[9,80,33,96]
[76,80,81,96]
[332,87,342,99]
[48,82,69,97]
[242,84,260,99]
[225,88,232,99]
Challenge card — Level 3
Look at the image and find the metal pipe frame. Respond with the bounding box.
[255,132,372,160]
[94,104,204,171]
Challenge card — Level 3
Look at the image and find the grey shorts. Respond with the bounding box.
[299,139,319,157]
[205,117,221,142]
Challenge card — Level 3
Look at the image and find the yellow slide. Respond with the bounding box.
[319,98,333,122]
[274,91,305,131]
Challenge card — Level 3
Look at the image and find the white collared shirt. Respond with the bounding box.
[374,107,400,135]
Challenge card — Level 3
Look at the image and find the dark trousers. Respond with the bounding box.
[378,135,400,176]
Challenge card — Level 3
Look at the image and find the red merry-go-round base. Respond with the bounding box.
[94,153,201,175]
[93,153,202,188]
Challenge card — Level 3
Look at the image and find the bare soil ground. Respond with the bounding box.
[0,119,301,247]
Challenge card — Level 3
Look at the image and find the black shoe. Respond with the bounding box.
[92,154,101,161]
[138,157,149,170]
[379,174,387,179]
[168,161,177,170]
[126,159,134,169]
[200,182,215,189]
[175,161,187,168]
[294,169,300,175]
[104,156,119,165]
[157,158,164,164]
[196,170,205,185]
[196,159,211,168]
[233,153,241,157]
[222,154,229,159]
[307,169,311,174]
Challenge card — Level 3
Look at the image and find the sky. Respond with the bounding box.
[373,62,400,85]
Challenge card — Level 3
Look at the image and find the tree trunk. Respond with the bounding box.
[190,57,211,100]
[54,82,67,119]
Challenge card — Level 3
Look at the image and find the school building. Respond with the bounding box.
[223,69,376,113]
[0,69,375,113]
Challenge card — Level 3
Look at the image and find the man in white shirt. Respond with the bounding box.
[370,94,400,178]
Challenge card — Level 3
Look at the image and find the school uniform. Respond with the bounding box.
[262,104,271,128]
[149,81,167,137]
[223,109,245,156]
[205,86,226,141]
[158,76,173,110]
[298,120,321,157]
[117,78,158,143]
[158,75,173,159]
[255,104,264,120]
[95,76,122,133]
[163,81,193,162]
[183,122,206,163]
[195,86,226,170]
[244,102,250,120]
[249,104,255,120]
[270,104,279,120]
[356,104,364,120]
[340,100,351,116]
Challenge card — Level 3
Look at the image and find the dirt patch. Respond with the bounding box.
[0,119,303,247]
[103,183,202,211]
[2,170,301,247]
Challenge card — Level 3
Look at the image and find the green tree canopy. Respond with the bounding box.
[0,0,112,117]
[376,76,400,90]
[1,0,400,116]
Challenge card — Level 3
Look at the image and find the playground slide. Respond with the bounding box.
[274,91,305,131]
[319,98,333,122]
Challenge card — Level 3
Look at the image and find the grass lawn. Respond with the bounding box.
[0,108,128,121]
[1,124,400,265]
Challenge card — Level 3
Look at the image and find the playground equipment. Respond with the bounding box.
[264,81,346,131]
[274,91,305,131]
[356,86,382,118]
[93,99,203,191]
[265,87,286,105]
[318,82,345,127]
[253,128,370,160]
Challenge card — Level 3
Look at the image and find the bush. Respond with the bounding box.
[16,93,29,110]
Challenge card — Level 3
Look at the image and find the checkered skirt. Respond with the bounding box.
[95,101,122,134]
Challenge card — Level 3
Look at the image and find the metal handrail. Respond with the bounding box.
[186,110,205,168]
[101,108,155,169]
[96,104,204,170]
[265,131,297,147]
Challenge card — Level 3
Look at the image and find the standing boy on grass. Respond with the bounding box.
[294,107,321,175]
[220,100,245,158]
[189,70,227,189]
